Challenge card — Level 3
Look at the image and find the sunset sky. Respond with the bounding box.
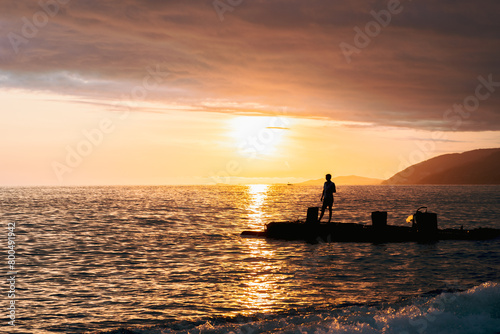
[1,0,499,185]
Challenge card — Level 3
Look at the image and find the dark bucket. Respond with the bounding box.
[414,207,438,237]
[306,207,319,224]
[371,211,387,229]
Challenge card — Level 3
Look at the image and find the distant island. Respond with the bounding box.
[297,175,383,186]
[383,148,500,185]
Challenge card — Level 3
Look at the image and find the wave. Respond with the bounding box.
[100,281,500,334]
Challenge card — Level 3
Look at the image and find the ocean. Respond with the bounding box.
[2,185,500,333]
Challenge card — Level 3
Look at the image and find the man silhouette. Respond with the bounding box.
[318,174,336,223]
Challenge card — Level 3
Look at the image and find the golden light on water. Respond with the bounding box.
[238,239,285,315]
[238,185,283,314]
[246,184,270,229]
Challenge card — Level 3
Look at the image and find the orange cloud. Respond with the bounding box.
[1,0,499,131]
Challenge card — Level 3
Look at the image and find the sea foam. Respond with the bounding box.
[110,281,500,334]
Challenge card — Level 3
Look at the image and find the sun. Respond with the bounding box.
[228,116,290,158]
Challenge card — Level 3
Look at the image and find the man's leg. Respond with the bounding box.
[328,206,332,223]
[318,207,325,222]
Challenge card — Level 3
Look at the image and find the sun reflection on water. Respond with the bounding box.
[246,184,270,230]
[238,239,286,315]
[239,185,293,315]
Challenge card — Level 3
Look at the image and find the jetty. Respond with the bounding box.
[241,207,500,243]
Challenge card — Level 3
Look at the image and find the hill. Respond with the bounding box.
[383,148,500,184]
[298,175,383,186]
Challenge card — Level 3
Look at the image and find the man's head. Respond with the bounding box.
[325,174,332,181]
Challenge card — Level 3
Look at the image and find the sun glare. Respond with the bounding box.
[229,116,289,158]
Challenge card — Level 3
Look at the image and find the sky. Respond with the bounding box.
[0,0,499,185]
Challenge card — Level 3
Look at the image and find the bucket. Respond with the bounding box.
[306,207,319,224]
[371,211,387,229]
[413,207,438,237]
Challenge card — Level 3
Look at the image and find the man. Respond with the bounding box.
[319,174,336,223]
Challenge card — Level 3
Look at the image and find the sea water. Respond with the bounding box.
[1,185,499,333]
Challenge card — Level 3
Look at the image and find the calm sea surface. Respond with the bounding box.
[1,185,500,333]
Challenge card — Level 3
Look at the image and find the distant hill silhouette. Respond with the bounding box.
[384,148,500,184]
[298,175,383,186]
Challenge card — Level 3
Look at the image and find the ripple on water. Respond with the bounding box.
[0,185,499,332]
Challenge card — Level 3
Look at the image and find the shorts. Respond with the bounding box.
[322,196,334,209]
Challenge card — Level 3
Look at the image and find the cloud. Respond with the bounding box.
[0,0,499,131]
